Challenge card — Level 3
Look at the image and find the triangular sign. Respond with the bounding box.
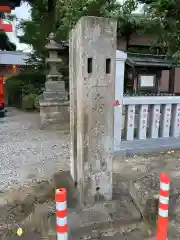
[113,100,120,106]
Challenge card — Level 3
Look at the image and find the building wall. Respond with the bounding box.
[117,34,158,51]
[0,65,22,106]
[0,65,21,80]
[116,34,180,93]
[159,69,180,93]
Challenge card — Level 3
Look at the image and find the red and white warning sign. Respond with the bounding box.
[113,100,121,107]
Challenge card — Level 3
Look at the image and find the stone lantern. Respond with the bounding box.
[39,33,69,130]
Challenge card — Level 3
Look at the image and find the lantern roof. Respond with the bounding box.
[126,53,178,69]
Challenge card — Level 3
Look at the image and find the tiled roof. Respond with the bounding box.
[126,52,177,68]
[0,51,29,65]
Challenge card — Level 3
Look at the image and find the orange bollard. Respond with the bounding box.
[56,188,68,240]
[156,172,170,240]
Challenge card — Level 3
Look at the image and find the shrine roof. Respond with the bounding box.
[126,53,177,69]
[0,51,29,65]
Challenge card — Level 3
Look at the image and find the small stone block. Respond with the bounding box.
[129,173,160,220]
[39,100,69,130]
[129,173,178,221]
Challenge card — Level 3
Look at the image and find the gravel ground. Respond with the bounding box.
[0,107,70,192]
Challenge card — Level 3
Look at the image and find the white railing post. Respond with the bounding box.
[138,104,148,139]
[114,51,127,149]
[170,104,180,137]
[125,104,135,140]
[150,104,161,139]
[160,104,172,138]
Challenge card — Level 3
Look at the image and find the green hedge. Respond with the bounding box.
[34,94,43,111]
[22,93,37,110]
[6,78,23,107]
[6,71,45,108]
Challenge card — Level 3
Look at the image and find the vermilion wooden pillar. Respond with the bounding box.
[0,76,4,107]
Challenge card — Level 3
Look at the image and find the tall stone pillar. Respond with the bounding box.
[69,28,77,182]
[69,17,117,205]
[40,33,69,130]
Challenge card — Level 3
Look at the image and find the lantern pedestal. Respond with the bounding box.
[40,81,69,130]
[39,99,69,131]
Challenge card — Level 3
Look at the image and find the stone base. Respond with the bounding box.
[68,199,142,239]
[39,100,69,131]
[129,173,178,223]
[43,91,68,101]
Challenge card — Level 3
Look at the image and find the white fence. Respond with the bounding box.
[123,96,180,140]
[114,51,180,155]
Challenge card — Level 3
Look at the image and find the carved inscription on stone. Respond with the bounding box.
[84,134,89,148]
[94,93,104,101]
[92,105,104,115]
[90,141,107,171]
[92,122,105,136]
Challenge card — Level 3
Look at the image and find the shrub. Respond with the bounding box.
[6,71,46,108]
[22,93,37,111]
[34,94,43,111]
[6,78,23,107]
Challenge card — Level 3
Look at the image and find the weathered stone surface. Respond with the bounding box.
[129,173,160,221]
[71,222,150,240]
[1,201,142,240]
[113,150,180,224]
[43,91,68,101]
[129,168,180,220]
[40,100,69,130]
[69,16,117,205]
[68,199,141,239]
[45,80,66,92]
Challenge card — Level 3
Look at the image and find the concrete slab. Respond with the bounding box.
[129,169,180,220]
[114,137,180,157]
[113,150,180,223]
[71,222,150,240]
[68,199,141,238]
[129,173,160,221]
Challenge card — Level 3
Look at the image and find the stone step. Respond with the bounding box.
[45,81,66,91]
[43,91,68,101]
[40,119,70,131]
[70,222,151,240]
[68,199,142,239]
[128,172,180,223]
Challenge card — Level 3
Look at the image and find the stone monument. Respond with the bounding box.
[39,33,69,130]
[69,17,117,205]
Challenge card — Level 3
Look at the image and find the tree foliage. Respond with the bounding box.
[8,0,167,110]
[0,12,16,51]
[138,0,180,56]
[19,0,148,64]
[0,31,16,50]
